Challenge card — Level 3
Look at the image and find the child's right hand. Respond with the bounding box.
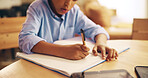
[60,44,90,60]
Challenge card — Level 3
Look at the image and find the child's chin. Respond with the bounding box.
[59,13,66,15]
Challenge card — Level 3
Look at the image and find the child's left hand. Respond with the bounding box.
[92,44,118,61]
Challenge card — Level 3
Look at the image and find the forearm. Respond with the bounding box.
[31,41,90,60]
[31,41,66,57]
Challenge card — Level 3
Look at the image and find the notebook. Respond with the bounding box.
[17,37,130,77]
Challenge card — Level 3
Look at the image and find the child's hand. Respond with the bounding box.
[92,44,118,61]
[61,44,90,60]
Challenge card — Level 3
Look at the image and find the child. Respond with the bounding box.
[19,0,118,61]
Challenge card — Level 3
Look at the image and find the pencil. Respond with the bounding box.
[80,29,86,45]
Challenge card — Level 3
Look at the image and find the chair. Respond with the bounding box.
[132,18,148,40]
[0,17,26,59]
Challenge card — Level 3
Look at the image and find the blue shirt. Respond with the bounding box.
[19,0,110,54]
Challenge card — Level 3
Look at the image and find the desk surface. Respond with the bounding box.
[0,40,148,78]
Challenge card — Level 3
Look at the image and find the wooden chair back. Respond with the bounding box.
[0,17,26,49]
[132,18,148,40]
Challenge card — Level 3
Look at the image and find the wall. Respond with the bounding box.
[0,0,34,9]
[98,0,148,23]
[0,0,22,9]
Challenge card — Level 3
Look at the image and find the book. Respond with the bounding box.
[16,37,130,77]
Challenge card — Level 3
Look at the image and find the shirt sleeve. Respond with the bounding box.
[19,5,46,54]
[74,5,110,42]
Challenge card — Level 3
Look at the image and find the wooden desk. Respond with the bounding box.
[0,40,148,78]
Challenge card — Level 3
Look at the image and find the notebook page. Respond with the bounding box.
[17,37,103,76]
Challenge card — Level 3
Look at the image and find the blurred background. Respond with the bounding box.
[0,0,147,23]
[0,0,34,17]
[0,0,148,70]
[98,0,148,24]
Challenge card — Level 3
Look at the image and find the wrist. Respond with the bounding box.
[95,34,107,44]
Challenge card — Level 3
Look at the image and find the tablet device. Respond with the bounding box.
[135,66,148,78]
[70,69,133,78]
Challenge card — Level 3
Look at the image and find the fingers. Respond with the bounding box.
[82,51,89,56]
[72,52,89,60]
[70,44,118,61]
[80,45,89,58]
[73,55,86,60]
[100,47,106,60]
[115,50,118,59]
[92,44,118,61]
[93,45,106,59]
[106,48,118,61]
[106,49,113,61]
[71,44,89,60]
[81,45,90,52]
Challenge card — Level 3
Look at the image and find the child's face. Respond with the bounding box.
[51,0,77,15]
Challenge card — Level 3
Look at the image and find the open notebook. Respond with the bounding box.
[17,37,130,77]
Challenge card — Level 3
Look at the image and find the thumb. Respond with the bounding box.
[92,46,98,56]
